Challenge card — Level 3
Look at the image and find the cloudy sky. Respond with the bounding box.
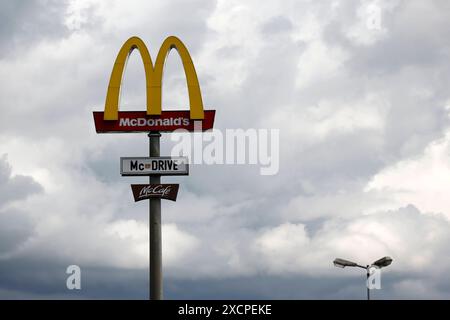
[1,0,450,299]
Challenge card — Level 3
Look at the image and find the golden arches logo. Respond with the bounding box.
[104,36,204,120]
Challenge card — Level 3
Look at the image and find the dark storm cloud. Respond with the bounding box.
[298,1,450,165]
[0,208,34,255]
[0,253,433,300]
[351,1,450,74]
[0,156,41,256]
[0,155,43,204]
[166,276,360,300]
[166,272,450,300]
[0,258,366,300]
[0,256,148,299]
[0,0,71,59]
[260,15,293,35]
[325,1,450,162]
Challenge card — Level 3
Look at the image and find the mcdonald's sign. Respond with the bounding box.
[93,36,215,133]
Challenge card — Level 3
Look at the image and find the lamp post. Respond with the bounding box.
[333,256,393,300]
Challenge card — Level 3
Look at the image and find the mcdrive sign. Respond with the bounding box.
[121,157,189,176]
[93,36,215,133]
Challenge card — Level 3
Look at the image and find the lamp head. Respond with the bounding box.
[333,258,358,268]
[372,256,393,268]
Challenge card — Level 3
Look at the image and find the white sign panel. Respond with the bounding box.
[120,157,189,176]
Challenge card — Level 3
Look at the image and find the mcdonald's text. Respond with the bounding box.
[93,110,215,133]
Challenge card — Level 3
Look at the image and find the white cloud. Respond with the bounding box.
[366,131,450,217]
[162,223,199,266]
[253,223,310,274]
[296,40,349,88]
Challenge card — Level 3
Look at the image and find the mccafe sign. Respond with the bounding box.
[131,184,179,202]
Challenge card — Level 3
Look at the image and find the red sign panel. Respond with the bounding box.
[93,110,215,133]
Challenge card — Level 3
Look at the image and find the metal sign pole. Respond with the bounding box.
[148,131,162,300]
[366,266,370,301]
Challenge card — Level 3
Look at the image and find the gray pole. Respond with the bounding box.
[148,131,162,300]
[366,265,370,301]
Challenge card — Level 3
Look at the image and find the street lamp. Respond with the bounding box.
[333,256,393,300]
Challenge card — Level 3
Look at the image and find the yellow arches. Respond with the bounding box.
[104,36,204,120]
